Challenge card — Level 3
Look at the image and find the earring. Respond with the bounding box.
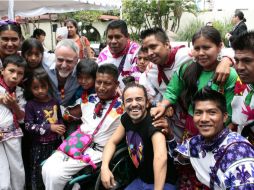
[217,53,222,62]
[192,57,197,63]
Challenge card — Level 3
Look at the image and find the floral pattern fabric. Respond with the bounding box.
[170,129,254,189]
[232,78,254,133]
[97,41,140,89]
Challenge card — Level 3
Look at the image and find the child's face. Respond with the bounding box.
[1,63,25,88]
[137,51,149,73]
[77,74,95,90]
[24,47,42,69]
[31,78,49,102]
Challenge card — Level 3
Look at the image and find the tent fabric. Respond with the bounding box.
[0,0,121,18]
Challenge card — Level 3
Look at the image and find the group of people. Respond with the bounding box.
[0,11,254,190]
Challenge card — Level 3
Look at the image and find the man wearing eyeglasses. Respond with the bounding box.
[42,39,80,106]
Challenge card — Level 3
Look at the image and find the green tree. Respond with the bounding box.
[122,0,197,41]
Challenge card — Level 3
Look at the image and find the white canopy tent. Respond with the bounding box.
[0,0,121,19]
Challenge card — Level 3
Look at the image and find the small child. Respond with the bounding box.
[21,38,44,75]
[64,58,98,121]
[130,47,149,82]
[0,54,27,189]
[24,67,65,190]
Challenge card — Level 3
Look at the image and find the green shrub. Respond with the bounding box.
[176,19,232,46]
[176,19,203,42]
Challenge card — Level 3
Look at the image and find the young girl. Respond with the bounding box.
[21,38,44,74]
[152,26,238,190]
[64,59,97,122]
[24,67,66,190]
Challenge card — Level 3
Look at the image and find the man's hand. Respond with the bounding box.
[150,104,166,120]
[213,57,231,85]
[152,117,174,139]
[225,33,232,40]
[101,166,116,189]
[50,124,66,135]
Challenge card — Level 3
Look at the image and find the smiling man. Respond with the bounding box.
[42,64,124,190]
[101,83,176,190]
[97,20,140,89]
[167,88,254,189]
[42,39,80,106]
[231,31,254,142]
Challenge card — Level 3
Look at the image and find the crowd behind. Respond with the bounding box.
[0,9,254,190]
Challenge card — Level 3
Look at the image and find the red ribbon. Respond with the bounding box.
[110,40,131,58]
[157,45,185,85]
[0,76,19,128]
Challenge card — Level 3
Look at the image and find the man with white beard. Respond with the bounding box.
[42,39,80,106]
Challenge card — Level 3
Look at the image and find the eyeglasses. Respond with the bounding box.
[0,20,18,27]
[56,57,76,65]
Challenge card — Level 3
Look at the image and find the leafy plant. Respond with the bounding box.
[176,19,233,46]
[212,20,232,47]
[176,19,203,41]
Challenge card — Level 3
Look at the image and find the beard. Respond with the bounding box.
[58,70,72,78]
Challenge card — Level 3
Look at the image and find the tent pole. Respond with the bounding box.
[8,0,14,20]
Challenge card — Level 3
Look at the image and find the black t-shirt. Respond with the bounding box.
[121,111,177,185]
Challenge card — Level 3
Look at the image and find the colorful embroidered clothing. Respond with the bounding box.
[232,78,254,133]
[97,41,140,89]
[130,62,143,83]
[42,94,124,190]
[79,94,123,147]
[0,85,25,142]
[121,111,177,185]
[168,129,254,189]
[75,36,90,58]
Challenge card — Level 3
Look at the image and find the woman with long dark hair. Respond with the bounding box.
[64,19,92,59]
[0,20,22,68]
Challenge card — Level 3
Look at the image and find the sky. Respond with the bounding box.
[213,0,252,10]
[196,0,253,11]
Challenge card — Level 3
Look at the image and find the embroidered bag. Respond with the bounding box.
[58,97,117,168]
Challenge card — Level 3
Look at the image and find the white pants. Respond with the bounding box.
[42,149,102,190]
[0,137,25,190]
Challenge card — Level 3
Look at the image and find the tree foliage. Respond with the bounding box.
[122,0,197,40]
[57,10,119,26]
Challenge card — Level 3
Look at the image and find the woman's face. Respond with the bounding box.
[0,30,20,57]
[66,22,77,38]
[192,36,222,71]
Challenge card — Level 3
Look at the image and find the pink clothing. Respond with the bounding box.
[97,41,140,89]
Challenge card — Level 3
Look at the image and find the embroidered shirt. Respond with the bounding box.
[232,78,254,132]
[0,85,26,142]
[168,129,254,189]
[97,41,140,89]
[80,94,124,147]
